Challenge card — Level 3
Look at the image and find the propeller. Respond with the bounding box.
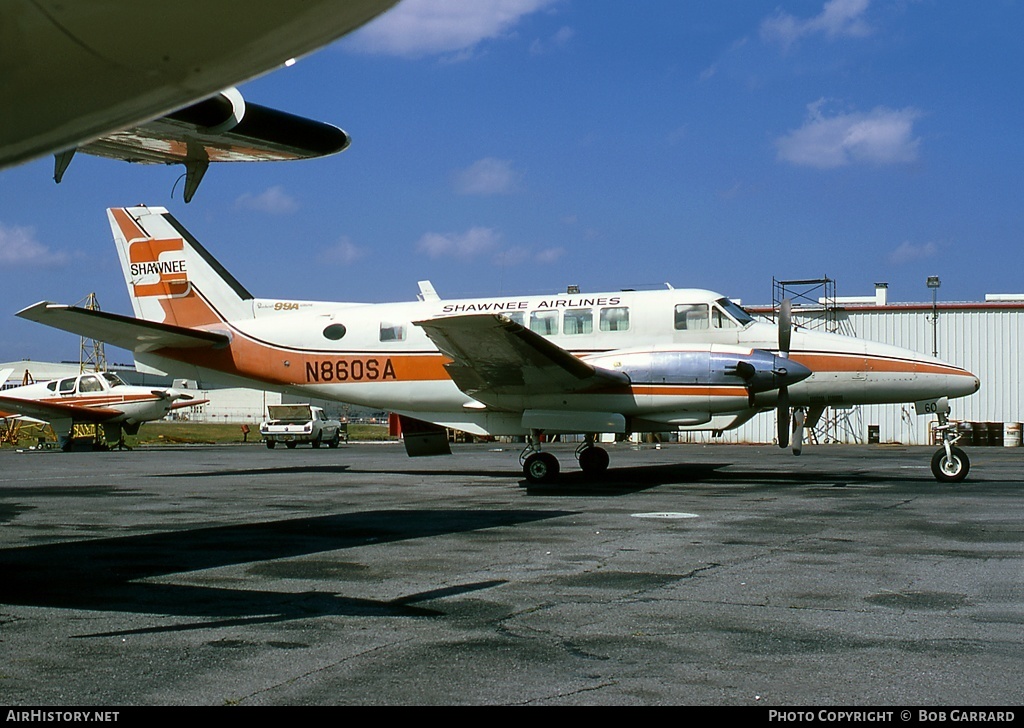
[777,298,792,449]
[153,388,194,401]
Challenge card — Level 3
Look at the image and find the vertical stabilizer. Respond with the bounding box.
[109,206,254,328]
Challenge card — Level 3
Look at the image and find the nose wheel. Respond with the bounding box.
[931,445,969,483]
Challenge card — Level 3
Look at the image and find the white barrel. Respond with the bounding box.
[1004,422,1021,447]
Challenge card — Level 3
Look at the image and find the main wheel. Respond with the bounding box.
[578,446,609,476]
[523,452,560,484]
[931,446,969,483]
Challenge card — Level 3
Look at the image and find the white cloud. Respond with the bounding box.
[234,186,299,215]
[320,236,367,265]
[345,0,559,58]
[0,223,68,267]
[530,25,574,55]
[761,0,873,51]
[776,100,922,168]
[889,240,939,265]
[453,157,520,195]
[417,227,501,259]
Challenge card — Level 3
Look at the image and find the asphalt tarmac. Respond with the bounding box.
[0,441,1020,706]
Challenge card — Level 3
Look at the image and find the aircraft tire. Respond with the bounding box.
[578,446,609,476]
[931,446,969,483]
[524,452,559,484]
[266,441,276,449]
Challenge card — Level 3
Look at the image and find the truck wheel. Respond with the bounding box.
[286,441,297,449]
[266,441,276,449]
[328,432,340,448]
[312,433,322,449]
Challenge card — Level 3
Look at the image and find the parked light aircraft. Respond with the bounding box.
[0,369,204,450]
[17,207,980,482]
[0,0,398,171]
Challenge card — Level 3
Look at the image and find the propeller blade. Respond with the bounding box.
[777,386,790,449]
[779,298,792,357]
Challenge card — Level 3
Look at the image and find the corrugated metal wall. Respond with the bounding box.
[701,304,1024,446]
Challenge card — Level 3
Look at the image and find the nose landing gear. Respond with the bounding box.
[931,405,969,483]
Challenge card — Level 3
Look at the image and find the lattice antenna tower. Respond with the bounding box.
[76,293,107,373]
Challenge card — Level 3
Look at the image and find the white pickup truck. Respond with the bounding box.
[260,404,344,449]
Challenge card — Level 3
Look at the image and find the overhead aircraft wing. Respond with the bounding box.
[16,303,230,353]
[57,89,352,202]
[414,314,630,403]
[1,0,399,168]
[0,396,122,424]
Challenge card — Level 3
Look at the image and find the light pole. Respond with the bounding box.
[927,276,941,357]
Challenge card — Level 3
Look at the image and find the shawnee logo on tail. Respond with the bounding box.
[128,238,188,297]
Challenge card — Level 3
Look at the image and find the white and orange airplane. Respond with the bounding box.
[0,368,204,450]
[17,206,980,481]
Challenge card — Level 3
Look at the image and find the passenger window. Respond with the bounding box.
[530,310,559,336]
[78,375,103,393]
[58,378,76,394]
[600,306,630,332]
[379,322,406,342]
[563,308,593,335]
[674,304,709,330]
[46,381,57,392]
[504,311,525,326]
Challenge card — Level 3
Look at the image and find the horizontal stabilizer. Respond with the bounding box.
[16,302,230,353]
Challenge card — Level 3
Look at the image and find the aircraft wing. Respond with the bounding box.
[0,396,122,424]
[414,314,630,402]
[1,0,399,168]
[16,303,230,353]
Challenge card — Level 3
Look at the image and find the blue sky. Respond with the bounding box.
[2,0,1022,364]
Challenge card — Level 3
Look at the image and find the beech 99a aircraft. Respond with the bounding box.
[0,369,204,450]
[17,207,980,482]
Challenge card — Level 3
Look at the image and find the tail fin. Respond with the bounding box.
[109,206,254,328]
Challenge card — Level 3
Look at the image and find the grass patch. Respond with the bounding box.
[0,421,394,449]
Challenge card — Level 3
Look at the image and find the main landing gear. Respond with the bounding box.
[520,432,609,483]
[931,407,969,483]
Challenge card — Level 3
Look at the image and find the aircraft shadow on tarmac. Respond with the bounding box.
[0,508,572,636]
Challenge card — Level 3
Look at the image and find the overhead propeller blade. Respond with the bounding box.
[779,297,792,357]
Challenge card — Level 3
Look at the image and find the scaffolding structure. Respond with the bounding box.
[771,276,864,445]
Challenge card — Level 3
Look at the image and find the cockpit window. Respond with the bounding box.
[58,378,75,394]
[102,372,126,388]
[78,375,103,393]
[715,297,754,327]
